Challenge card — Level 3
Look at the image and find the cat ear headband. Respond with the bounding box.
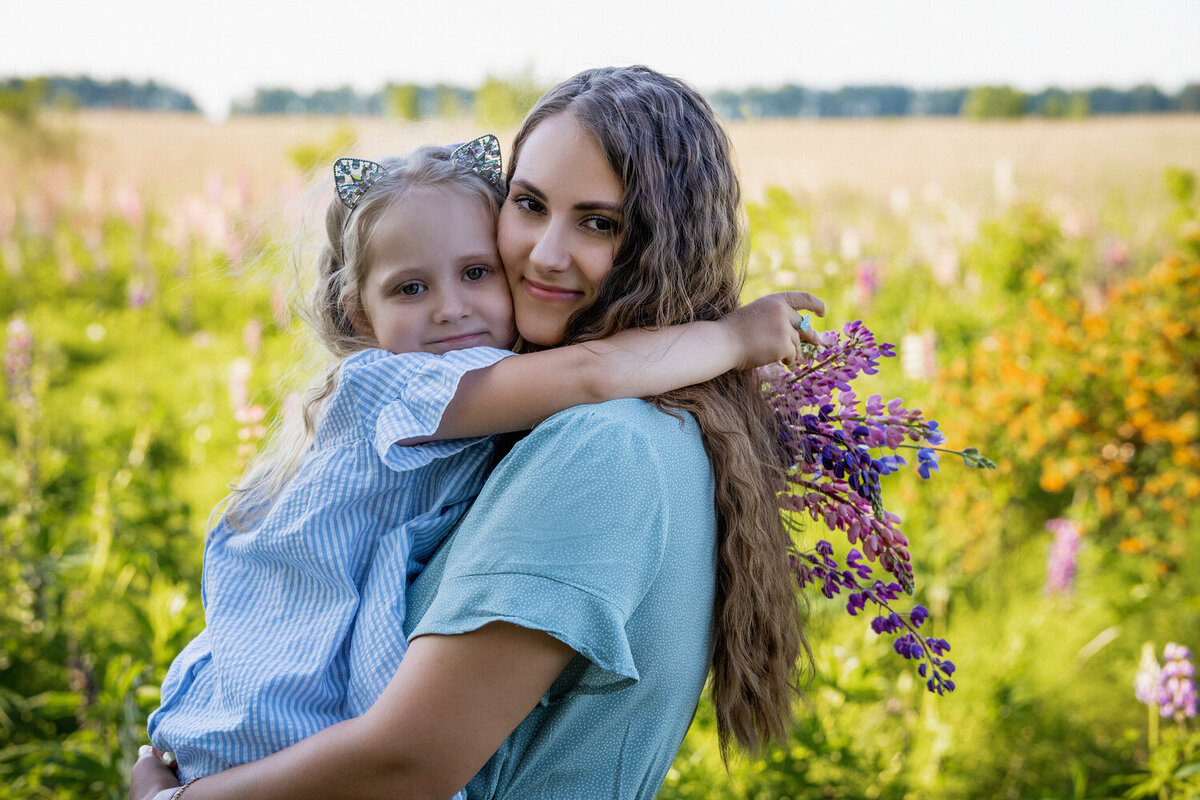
[448,133,502,189]
[332,134,503,210]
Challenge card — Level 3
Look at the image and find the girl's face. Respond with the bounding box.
[497,113,624,347]
[356,186,515,355]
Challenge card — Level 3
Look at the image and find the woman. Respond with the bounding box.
[133,65,820,800]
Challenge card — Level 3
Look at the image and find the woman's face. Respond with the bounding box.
[497,113,624,347]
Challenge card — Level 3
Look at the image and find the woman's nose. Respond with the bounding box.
[527,222,570,273]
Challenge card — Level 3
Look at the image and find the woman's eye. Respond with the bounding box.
[464,265,490,281]
[584,215,619,235]
[397,282,426,296]
[511,195,545,214]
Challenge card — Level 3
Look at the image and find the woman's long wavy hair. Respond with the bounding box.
[509,66,811,756]
[223,146,505,530]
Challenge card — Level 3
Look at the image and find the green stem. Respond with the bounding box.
[895,444,963,456]
[1149,699,1159,752]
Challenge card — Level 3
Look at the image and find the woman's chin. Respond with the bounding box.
[516,323,567,348]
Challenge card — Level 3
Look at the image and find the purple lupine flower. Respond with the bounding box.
[799,539,956,695]
[761,320,993,695]
[1134,643,1162,706]
[1044,518,1082,594]
[5,316,33,403]
[1158,643,1198,720]
[128,280,149,309]
[916,447,940,479]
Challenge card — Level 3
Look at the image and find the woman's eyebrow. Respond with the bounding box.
[574,200,621,213]
[509,178,544,198]
[510,178,620,214]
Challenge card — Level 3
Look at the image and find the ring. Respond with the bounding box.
[794,313,812,333]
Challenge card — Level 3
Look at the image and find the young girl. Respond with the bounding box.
[145,135,821,789]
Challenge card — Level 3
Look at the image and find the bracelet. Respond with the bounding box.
[171,777,201,800]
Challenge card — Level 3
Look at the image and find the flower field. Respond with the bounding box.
[2,110,1199,799]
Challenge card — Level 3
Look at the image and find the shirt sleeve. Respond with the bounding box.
[341,347,514,472]
[410,402,672,696]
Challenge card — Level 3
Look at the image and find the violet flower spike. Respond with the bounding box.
[792,539,956,695]
[764,320,990,695]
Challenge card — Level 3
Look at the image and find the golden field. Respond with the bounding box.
[36,110,1200,209]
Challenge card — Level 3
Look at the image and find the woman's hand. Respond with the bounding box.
[130,746,181,800]
[724,290,826,369]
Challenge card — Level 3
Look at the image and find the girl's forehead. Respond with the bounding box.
[368,188,496,262]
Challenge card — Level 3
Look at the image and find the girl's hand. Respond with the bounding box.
[130,746,180,800]
[725,290,826,369]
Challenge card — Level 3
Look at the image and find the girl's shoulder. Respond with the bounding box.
[339,347,401,375]
[340,346,515,378]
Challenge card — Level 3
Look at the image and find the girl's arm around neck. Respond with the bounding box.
[164,623,574,800]
[425,290,825,440]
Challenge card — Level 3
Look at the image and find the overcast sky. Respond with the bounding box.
[2,0,1196,118]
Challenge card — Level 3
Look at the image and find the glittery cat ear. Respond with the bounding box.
[450,134,502,188]
[333,157,387,209]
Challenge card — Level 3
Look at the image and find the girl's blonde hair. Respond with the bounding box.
[223,144,505,530]
[509,66,811,758]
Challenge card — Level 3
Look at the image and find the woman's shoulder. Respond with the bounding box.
[539,398,698,438]
[512,399,706,485]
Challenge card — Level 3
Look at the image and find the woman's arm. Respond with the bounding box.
[427,289,825,439]
[132,624,574,800]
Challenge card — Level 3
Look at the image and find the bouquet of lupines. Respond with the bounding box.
[760,320,994,695]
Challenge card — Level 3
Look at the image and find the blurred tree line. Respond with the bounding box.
[711,82,1200,119]
[0,77,197,113]
[4,74,1200,122]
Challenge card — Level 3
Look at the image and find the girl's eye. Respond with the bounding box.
[463,265,491,281]
[397,282,426,296]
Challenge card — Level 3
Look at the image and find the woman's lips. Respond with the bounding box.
[522,278,583,303]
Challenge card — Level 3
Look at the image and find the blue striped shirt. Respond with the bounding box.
[148,346,513,785]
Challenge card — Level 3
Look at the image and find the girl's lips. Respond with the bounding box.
[522,278,583,302]
[429,332,489,348]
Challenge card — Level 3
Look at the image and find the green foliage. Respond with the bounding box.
[1,182,296,797]
[434,84,469,118]
[385,83,421,121]
[287,125,358,175]
[962,85,1028,119]
[1121,725,1200,799]
[664,171,1200,799]
[3,127,1198,798]
[1036,88,1092,118]
[474,72,540,130]
[0,79,47,127]
[0,82,77,165]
